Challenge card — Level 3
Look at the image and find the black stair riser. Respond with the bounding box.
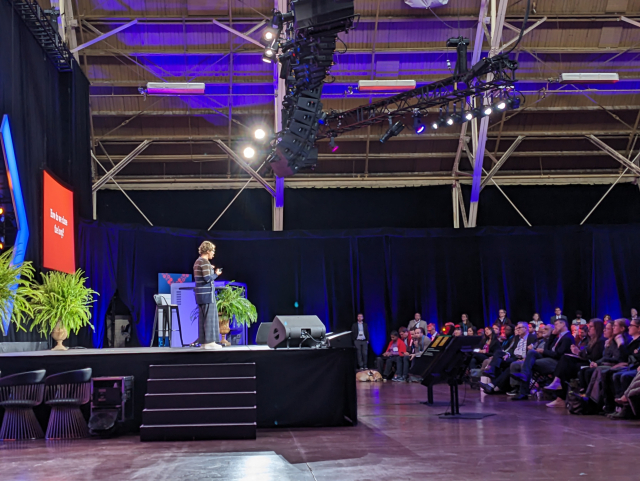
[149,363,256,379]
[140,423,256,442]
[143,407,256,425]
[144,392,256,409]
[147,378,255,394]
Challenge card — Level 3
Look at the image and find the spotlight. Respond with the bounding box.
[330,137,339,152]
[446,117,454,126]
[254,128,266,140]
[318,112,328,125]
[507,97,521,109]
[262,48,275,63]
[464,110,475,121]
[431,121,439,130]
[413,111,425,134]
[380,121,405,143]
[482,106,493,117]
[243,146,256,159]
[495,100,507,111]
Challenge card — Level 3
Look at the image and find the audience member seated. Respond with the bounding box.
[453,325,462,337]
[575,324,589,349]
[494,309,512,327]
[583,318,627,405]
[460,314,474,335]
[426,323,438,340]
[470,326,499,371]
[578,320,619,393]
[531,313,543,328]
[380,330,407,382]
[467,326,476,336]
[399,327,411,351]
[406,327,429,383]
[508,324,553,396]
[601,318,640,415]
[528,322,537,335]
[511,319,575,400]
[615,365,640,416]
[544,319,605,407]
[603,314,612,324]
[572,310,586,325]
[480,322,535,395]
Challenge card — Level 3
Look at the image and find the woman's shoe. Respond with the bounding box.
[544,378,563,391]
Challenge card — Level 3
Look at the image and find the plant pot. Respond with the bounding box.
[218,314,231,346]
[51,321,69,351]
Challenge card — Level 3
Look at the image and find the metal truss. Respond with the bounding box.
[9,0,74,71]
[317,54,519,140]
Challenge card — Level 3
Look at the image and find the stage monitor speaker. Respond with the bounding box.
[255,322,272,345]
[267,315,327,349]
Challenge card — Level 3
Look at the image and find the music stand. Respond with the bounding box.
[413,335,495,420]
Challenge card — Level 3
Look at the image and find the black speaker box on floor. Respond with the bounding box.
[267,315,327,349]
[255,322,272,345]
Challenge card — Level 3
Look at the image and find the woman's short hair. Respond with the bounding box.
[198,241,216,255]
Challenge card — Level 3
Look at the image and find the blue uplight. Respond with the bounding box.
[1,115,30,332]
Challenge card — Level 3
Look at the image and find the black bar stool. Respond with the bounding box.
[0,370,46,440]
[150,294,185,347]
[44,368,92,440]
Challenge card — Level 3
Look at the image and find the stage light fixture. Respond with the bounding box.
[243,146,256,159]
[329,136,339,152]
[380,121,405,143]
[464,110,475,121]
[482,106,493,117]
[507,97,521,110]
[431,121,439,130]
[413,111,425,134]
[446,117,454,126]
[495,100,507,111]
[254,128,266,140]
[318,112,328,125]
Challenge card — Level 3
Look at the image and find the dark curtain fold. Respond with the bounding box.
[78,220,640,352]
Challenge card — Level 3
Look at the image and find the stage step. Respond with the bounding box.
[146,377,256,394]
[141,363,257,441]
[140,423,256,442]
[142,407,256,425]
[149,363,256,379]
[145,391,256,409]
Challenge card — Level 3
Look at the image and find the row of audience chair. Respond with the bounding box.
[0,368,92,441]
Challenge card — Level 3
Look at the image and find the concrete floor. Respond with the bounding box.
[1,382,639,480]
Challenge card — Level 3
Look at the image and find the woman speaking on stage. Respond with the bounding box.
[194,241,223,350]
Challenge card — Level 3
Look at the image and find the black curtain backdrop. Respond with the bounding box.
[0,3,91,343]
[96,184,640,231]
[79,220,640,355]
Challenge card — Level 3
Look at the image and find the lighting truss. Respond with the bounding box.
[317,54,519,139]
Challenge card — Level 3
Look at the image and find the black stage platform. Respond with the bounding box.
[0,346,357,430]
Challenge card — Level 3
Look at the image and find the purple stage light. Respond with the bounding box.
[332,145,339,152]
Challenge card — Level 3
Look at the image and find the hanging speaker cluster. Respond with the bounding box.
[264,0,356,177]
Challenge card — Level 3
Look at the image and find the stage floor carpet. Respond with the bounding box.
[2,382,640,480]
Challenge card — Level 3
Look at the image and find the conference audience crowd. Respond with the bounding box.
[362,308,640,420]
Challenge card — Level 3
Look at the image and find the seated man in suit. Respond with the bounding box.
[406,327,429,382]
[481,322,536,394]
[511,319,575,400]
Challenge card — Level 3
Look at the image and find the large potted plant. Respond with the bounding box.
[0,248,35,334]
[216,284,257,346]
[29,270,98,350]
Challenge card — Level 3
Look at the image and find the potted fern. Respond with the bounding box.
[29,270,98,350]
[216,284,257,346]
[0,248,36,334]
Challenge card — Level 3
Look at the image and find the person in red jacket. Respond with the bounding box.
[382,331,407,381]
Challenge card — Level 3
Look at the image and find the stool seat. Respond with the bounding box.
[150,295,185,347]
[0,370,46,440]
[44,368,92,440]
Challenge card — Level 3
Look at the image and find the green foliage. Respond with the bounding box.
[0,249,36,334]
[29,270,98,336]
[216,284,258,326]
